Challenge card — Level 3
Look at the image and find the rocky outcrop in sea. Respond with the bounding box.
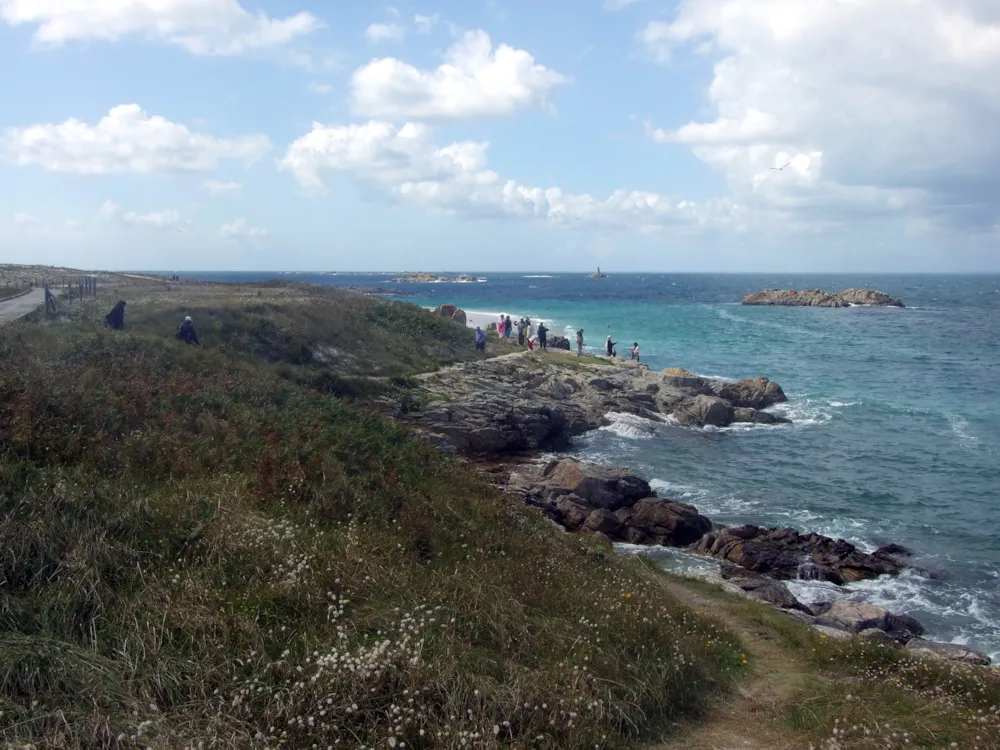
[394,358,789,456]
[742,288,904,308]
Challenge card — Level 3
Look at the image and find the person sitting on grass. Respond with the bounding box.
[176,315,200,345]
[104,300,126,330]
[474,326,487,352]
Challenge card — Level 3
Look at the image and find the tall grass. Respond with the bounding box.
[0,299,745,749]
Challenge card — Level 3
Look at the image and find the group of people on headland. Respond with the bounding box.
[475,313,639,363]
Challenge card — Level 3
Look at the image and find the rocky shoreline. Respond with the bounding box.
[743,288,904,308]
[389,352,991,666]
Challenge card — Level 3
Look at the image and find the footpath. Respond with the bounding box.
[0,287,45,325]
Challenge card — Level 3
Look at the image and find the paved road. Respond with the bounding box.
[0,288,45,325]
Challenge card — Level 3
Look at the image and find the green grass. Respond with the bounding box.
[0,291,746,749]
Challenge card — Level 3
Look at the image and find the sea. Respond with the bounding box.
[183,271,1000,659]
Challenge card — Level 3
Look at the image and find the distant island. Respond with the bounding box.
[742,288,904,308]
[390,272,479,284]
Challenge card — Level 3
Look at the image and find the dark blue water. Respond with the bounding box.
[182,272,1000,658]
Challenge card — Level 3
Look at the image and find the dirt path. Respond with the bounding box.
[0,288,45,325]
[650,577,817,750]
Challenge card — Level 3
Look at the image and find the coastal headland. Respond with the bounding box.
[1,268,996,750]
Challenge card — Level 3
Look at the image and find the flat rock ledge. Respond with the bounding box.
[742,288,904,308]
[394,358,790,457]
[508,458,992,667]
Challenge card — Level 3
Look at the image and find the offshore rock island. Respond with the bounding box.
[743,288,905,307]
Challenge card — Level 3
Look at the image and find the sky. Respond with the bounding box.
[1,0,999,273]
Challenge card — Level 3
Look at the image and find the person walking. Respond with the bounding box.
[474,326,487,352]
[576,329,584,357]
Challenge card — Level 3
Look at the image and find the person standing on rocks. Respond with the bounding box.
[505,315,513,340]
[517,318,526,347]
[631,342,640,362]
[537,322,548,350]
[605,336,618,358]
[576,329,585,357]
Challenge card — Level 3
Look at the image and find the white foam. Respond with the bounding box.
[828,401,860,408]
[947,413,978,442]
[768,399,833,427]
[600,412,664,440]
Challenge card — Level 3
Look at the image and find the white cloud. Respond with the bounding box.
[351,30,566,119]
[413,13,439,33]
[203,179,243,194]
[12,211,38,224]
[4,104,271,174]
[307,81,334,94]
[0,0,322,56]
[641,0,1000,230]
[220,217,267,241]
[280,120,740,231]
[365,22,405,43]
[99,199,181,229]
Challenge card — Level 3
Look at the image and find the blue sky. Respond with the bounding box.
[1,0,999,272]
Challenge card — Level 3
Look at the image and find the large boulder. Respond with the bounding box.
[816,601,924,641]
[906,638,991,666]
[433,303,468,325]
[692,526,909,584]
[626,497,713,546]
[711,377,787,409]
[673,395,734,427]
[510,458,651,512]
[719,564,811,613]
[549,335,572,350]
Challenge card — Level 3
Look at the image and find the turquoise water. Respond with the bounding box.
[188,272,1000,658]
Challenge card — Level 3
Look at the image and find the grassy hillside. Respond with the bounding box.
[0,289,744,749]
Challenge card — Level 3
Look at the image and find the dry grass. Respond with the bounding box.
[0,289,746,749]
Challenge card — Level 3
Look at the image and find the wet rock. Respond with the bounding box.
[816,601,924,641]
[628,497,713,546]
[719,564,811,613]
[692,525,908,584]
[906,638,992,666]
[673,395,734,427]
[521,458,652,512]
[839,288,905,308]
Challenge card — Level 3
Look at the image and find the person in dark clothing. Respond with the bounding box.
[104,300,126,330]
[517,318,526,346]
[537,323,548,350]
[605,336,618,358]
[176,315,200,345]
